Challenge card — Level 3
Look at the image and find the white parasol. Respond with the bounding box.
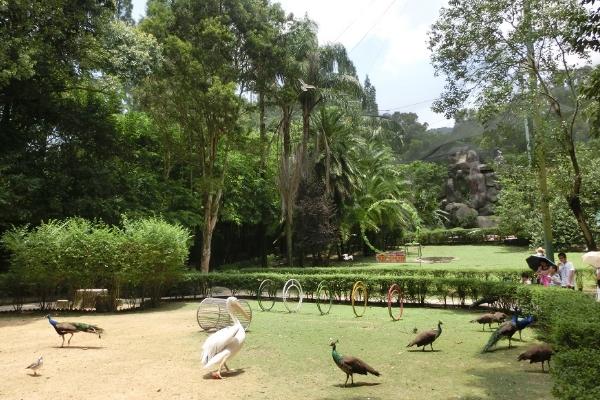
[581,251,600,268]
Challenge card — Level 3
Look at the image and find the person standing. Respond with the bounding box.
[558,252,576,289]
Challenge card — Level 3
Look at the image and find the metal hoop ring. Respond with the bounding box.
[351,281,368,317]
[257,279,276,311]
[282,279,303,313]
[387,283,404,321]
[316,281,333,315]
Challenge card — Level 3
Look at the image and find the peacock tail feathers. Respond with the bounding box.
[72,322,104,337]
[481,328,503,353]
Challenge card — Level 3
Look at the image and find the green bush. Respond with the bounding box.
[120,217,190,307]
[1,217,190,310]
[514,286,600,400]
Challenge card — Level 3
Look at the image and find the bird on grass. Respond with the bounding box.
[518,343,554,372]
[329,339,380,387]
[46,315,104,347]
[470,296,499,308]
[407,321,443,351]
[481,320,518,352]
[26,356,43,376]
[513,314,535,340]
[492,312,508,325]
[201,297,250,379]
[470,313,496,331]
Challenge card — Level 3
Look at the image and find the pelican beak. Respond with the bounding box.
[231,300,250,320]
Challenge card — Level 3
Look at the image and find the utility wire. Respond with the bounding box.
[350,0,399,53]
[333,0,376,42]
[377,98,437,112]
[363,0,409,74]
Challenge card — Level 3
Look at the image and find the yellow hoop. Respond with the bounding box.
[351,281,368,317]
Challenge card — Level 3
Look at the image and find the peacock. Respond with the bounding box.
[470,313,496,331]
[481,320,517,352]
[513,314,535,340]
[492,312,507,325]
[470,296,499,308]
[407,321,443,351]
[330,339,380,387]
[46,315,104,347]
[518,343,554,372]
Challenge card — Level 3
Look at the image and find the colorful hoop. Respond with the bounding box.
[257,279,276,311]
[351,281,368,317]
[316,281,333,315]
[387,283,404,321]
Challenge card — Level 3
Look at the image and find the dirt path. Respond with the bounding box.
[0,303,262,400]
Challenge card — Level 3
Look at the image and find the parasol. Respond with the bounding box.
[525,255,557,272]
[582,251,600,268]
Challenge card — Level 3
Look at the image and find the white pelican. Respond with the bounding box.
[200,297,250,379]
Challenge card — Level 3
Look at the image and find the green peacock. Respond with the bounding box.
[330,339,380,387]
[46,315,104,347]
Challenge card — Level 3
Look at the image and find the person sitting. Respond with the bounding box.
[520,272,532,285]
[535,247,546,257]
[548,265,561,287]
[537,260,551,286]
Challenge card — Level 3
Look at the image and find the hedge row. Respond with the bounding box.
[514,286,600,400]
[217,266,529,282]
[169,271,519,309]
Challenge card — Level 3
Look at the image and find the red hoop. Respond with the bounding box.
[387,283,404,321]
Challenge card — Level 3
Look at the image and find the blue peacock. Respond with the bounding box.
[46,315,104,347]
[481,313,534,353]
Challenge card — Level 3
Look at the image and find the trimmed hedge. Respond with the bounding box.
[171,271,519,308]
[514,286,600,400]
[217,266,528,282]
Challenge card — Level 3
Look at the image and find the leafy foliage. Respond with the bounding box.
[1,217,190,309]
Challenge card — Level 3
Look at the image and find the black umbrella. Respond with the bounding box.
[525,255,557,271]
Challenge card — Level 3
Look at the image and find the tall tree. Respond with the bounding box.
[0,0,159,230]
[140,0,265,272]
[429,0,597,252]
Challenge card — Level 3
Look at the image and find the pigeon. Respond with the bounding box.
[26,356,43,376]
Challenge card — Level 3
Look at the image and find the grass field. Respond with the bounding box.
[347,245,586,271]
[0,301,553,400]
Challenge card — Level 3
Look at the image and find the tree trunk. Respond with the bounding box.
[200,190,222,273]
[563,137,597,250]
[280,105,294,266]
[258,92,268,267]
[524,8,554,260]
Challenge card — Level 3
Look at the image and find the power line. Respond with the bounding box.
[363,0,409,74]
[377,98,437,112]
[349,0,399,53]
[333,0,376,42]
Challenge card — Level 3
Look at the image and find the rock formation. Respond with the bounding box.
[442,148,500,228]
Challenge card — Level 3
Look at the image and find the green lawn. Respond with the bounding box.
[236,300,552,400]
[348,245,586,271]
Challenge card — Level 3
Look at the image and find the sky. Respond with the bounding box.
[131,0,453,128]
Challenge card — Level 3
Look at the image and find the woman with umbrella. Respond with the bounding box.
[526,254,558,286]
[582,252,600,301]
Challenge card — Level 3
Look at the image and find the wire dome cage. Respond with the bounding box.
[196,297,253,332]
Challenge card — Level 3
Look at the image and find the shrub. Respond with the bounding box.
[1,217,190,310]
